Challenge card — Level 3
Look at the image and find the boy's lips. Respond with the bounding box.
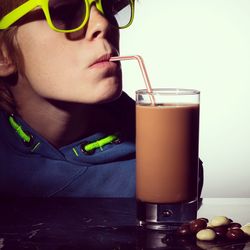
[89,53,112,68]
[89,48,119,69]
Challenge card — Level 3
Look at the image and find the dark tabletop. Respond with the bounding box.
[0,198,249,250]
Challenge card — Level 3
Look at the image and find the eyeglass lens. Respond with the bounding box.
[102,0,133,28]
[48,0,85,30]
[48,0,132,30]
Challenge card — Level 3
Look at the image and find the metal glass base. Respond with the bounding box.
[137,199,198,230]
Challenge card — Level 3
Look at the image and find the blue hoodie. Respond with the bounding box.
[0,93,136,197]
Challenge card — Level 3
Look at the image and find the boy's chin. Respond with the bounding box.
[97,87,122,104]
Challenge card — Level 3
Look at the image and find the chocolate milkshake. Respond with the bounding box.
[136,104,199,203]
[136,88,200,230]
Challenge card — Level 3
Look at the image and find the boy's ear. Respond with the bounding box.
[0,42,16,77]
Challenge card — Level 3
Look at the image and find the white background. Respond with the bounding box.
[120,0,250,198]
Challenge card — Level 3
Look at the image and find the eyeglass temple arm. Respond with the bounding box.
[0,0,39,29]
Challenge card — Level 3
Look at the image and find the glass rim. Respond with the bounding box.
[136,88,200,96]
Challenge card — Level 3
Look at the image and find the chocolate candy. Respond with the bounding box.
[241,224,250,237]
[210,216,230,227]
[196,228,216,241]
[229,222,242,229]
[226,228,245,241]
[176,216,249,243]
[189,218,207,233]
[213,226,228,238]
[176,223,192,236]
[199,217,209,223]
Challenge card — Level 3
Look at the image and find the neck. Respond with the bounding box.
[10,78,129,148]
[13,96,116,148]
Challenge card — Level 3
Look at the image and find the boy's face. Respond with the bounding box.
[14,6,122,105]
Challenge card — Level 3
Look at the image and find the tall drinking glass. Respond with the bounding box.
[136,88,200,230]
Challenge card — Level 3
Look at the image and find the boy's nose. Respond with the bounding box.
[85,5,110,40]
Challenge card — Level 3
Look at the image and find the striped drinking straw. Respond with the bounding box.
[110,55,155,105]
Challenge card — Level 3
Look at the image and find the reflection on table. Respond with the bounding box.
[0,198,249,249]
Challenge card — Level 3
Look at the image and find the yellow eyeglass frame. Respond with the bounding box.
[0,0,135,32]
